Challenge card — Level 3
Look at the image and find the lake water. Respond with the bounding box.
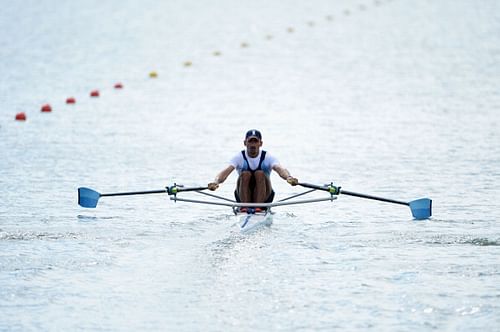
[1,0,499,330]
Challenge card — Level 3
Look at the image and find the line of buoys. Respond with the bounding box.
[41,104,52,113]
[16,1,393,122]
[15,112,26,121]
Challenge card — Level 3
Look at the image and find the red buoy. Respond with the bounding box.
[114,83,123,89]
[15,112,27,121]
[90,90,100,97]
[66,97,76,104]
[41,104,52,112]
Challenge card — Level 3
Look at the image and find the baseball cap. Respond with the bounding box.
[245,129,262,140]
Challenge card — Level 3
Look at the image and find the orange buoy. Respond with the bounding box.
[41,104,52,112]
[15,112,27,121]
[114,82,123,89]
[66,97,76,104]
[90,90,100,97]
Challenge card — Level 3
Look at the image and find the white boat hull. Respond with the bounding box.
[237,211,273,233]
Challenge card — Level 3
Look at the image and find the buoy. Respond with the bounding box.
[265,35,273,40]
[15,112,26,121]
[183,61,192,67]
[90,90,99,97]
[213,51,221,56]
[240,42,249,48]
[41,104,52,112]
[149,71,158,78]
[114,83,123,89]
[66,97,76,104]
[287,27,294,33]
[325,15,334,21]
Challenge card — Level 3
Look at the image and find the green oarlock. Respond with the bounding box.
[167,185,179,195]
[328,185,340,195]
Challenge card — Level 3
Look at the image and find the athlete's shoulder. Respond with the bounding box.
[263,151,279,164]
[230,151,245,166]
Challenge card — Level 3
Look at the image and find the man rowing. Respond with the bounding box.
[208,129,299,212]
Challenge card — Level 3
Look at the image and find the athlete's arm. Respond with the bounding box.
[208,165,235,190]
[273,164,298,185]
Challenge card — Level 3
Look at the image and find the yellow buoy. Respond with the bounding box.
[183,61,192,67]
[213,51,221,56]
[149,71,158,78]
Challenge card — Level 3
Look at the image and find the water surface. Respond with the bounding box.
[1,0,499,330]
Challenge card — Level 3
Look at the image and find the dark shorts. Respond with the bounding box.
[235,171,274,203]
[234,190,275,203]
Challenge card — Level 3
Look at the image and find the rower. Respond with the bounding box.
[208,129,299,212]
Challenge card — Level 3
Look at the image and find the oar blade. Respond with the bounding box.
[78,187,101,208]
[409,198,432,220]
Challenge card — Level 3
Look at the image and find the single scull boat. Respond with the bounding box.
[78,182,432,233]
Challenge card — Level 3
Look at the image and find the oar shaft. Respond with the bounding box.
[340,190,408,206]
[298,183,409,206]
[101,189,166,197]
[101,187,208,197]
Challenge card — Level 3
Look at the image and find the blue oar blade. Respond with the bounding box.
[78,187,101,208]
[409,198,432,220]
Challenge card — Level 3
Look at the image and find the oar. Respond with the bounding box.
[298,183,432,220]
[78,185,208,208]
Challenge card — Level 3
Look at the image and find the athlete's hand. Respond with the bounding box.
[286,176,298,186]
[208,182,219,191]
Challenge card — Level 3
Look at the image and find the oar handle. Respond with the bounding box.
[298,182,340,194]
[177,186,208,192]
[298,182,329,191]
[167,185,208,195]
